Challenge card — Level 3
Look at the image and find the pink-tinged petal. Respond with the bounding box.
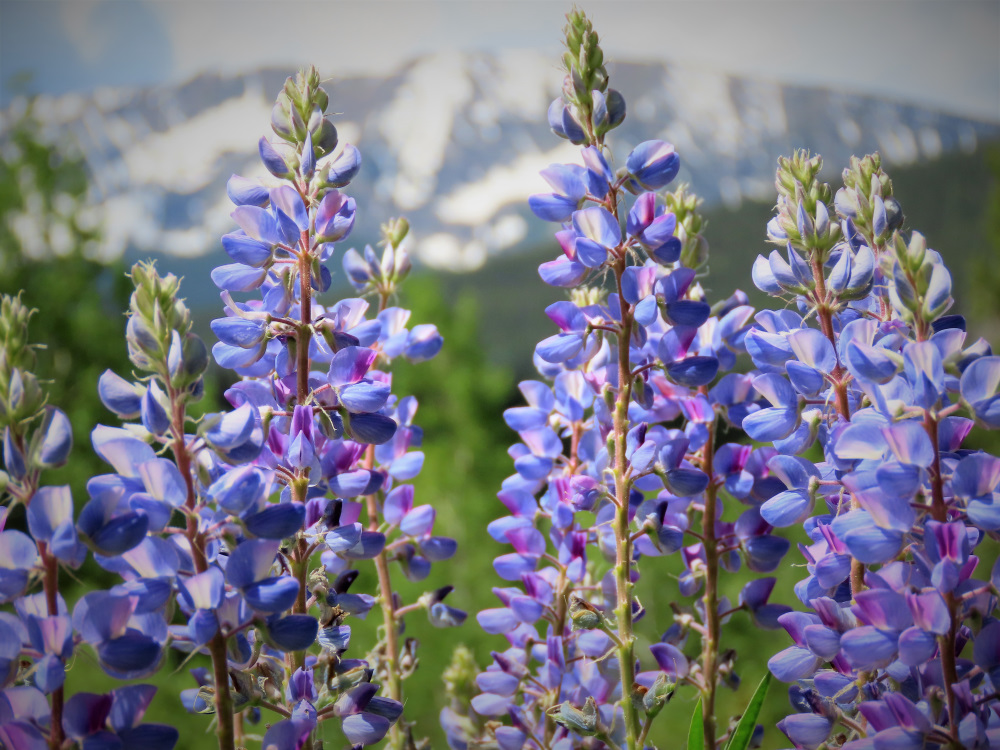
[179,567,225,611]
[572,206,620,249]
[833,420,888,461]
[231,205,280,245]
[953,453,1000,498]
[269,185,308,231]
[787,328,837,373]
[881,420,934,468]
[329,346,377,386]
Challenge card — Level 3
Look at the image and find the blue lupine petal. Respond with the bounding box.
[778,714,832,750]
[87,513,150,556]
[97,632,161,675]
[211,317,266,349]
[270,185,308,232]
[536,333,584,363]
[226,174,269,207]
[208,466,269,515]
[742,406,798,442]
[788,328,837,373]
[243,577,300,613]
[626,140,680,190]
[666,356,718,387]
[327,143,362,187]
[341,531,386,560]
[140,384,169,435]
[137,459,186,508]
[339,382,391,413]
[36,408,72,467]
[346,413,397,445]
[225,539,279,589]
[205,403,256,450]
[266,615,318,652]
[846,342,897,383]
[221,232,272,267]
[761,489,812,528]
[210,264,268,292]
[529,194,578,222]
[573,206,620,250]
[768,645,821,682]
[244,503,305,540]
[664,300,710,328]
[539,256,588,287]
[98,370,143,419]
[341,713,391,746]
[839,626,898,669]
[831,511,902,564]
[315,191,356,242]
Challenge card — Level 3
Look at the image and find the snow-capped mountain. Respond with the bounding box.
[7,50,998,273]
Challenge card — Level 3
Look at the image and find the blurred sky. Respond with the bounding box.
[1,0,999,120]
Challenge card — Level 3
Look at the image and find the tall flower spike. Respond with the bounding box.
[205,67,452,750]
[745,151,1000,750]
[454,13,782,750]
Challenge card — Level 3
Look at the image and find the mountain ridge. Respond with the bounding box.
[3,50,997,273]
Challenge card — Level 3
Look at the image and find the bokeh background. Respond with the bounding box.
[2,0,999,747]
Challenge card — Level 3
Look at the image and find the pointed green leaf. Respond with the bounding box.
[687,698,703,750]
[725,672,772,750]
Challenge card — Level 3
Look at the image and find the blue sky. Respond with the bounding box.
[2,0,999,120]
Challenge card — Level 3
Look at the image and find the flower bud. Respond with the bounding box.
[642,673,676,715]
[548,696,598,735]
[569,596,603,629]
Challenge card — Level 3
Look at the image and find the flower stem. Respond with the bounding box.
[169,394,236,750]
[809,256,864,598]
[699,416,720,750]
[39,544,63,750]
[612,256,641,750]
[924,412,960,746]
[366,289,405,748]
[297,230,312,404]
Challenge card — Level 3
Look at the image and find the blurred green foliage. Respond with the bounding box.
[0,100,133,506]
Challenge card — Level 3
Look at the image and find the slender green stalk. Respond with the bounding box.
[169,395,236,750]
[363,289,407,749]
[699,417,720,750]
[612,255,641,749]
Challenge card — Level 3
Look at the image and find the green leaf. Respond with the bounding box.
[725,672,773,750]
[687,698,703,750]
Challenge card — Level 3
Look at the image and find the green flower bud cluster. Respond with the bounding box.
[664,184,710,271]
[560,10,625,144]
[0,294,46,427]
[270,65,346,200]
[364,218,413,299]
[126,261,207,393]
[772,150,841,262]
[882,231,953,331]
[838,153,904,248]
[271,66,338,157]
[442,644,480,711]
